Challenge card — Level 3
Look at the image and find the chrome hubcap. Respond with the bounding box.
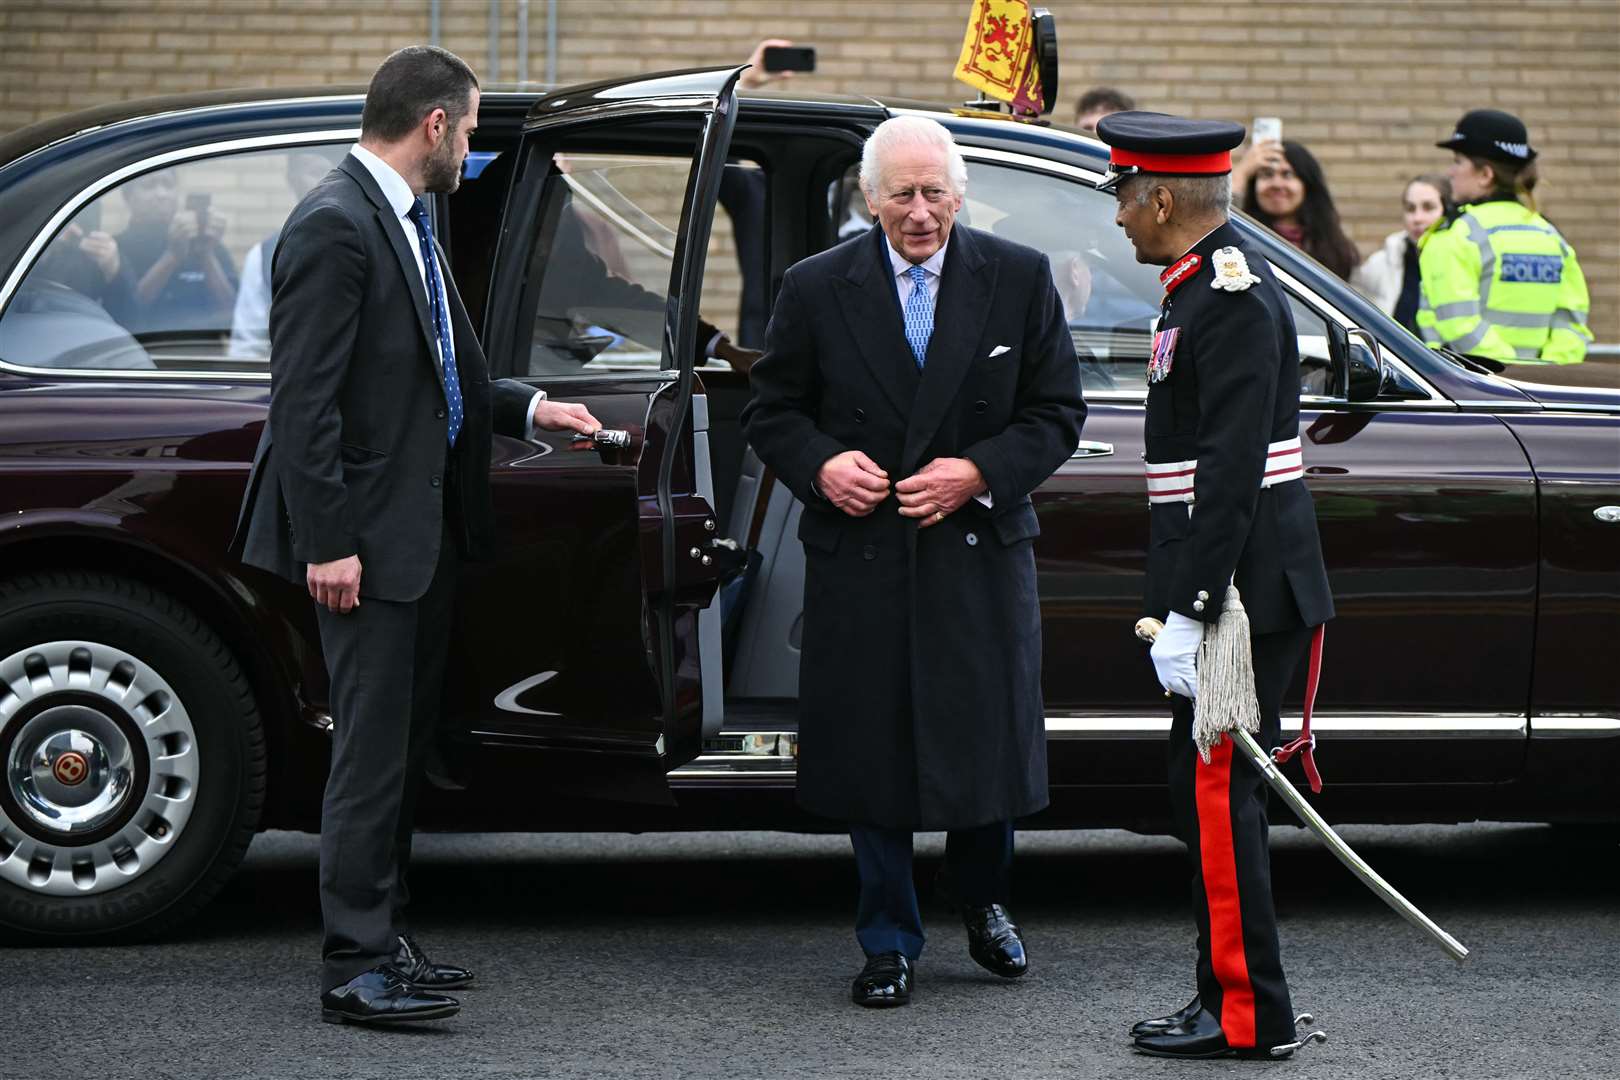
[13,711,136,833]
[0,641,199,896]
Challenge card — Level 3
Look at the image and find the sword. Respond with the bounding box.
[1135,617,1470,963]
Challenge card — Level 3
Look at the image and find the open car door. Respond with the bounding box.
[444,68,744,803]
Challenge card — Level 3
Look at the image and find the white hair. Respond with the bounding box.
[858,115,969,199]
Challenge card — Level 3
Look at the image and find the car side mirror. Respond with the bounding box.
[1345,327,1387,402]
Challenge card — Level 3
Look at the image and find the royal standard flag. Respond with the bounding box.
[954,0,1040,114]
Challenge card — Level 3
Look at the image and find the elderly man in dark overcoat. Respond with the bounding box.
[742,115,1085,1008]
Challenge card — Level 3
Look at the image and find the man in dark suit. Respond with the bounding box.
[743,116,1084,1008]
[231,46,600,1026]
[1095,112,1334,1061]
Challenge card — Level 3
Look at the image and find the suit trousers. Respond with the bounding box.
[314,514,459,992]
[850,821,1014,961]
[1167,626,1312,1049]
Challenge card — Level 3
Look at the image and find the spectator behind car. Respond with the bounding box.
[116,168,238,337]
[228,148,345,359]
[34,208,136,326]
[1237,140,1361,281]
[1073,86,1135,136]
[1351,174,1453,334]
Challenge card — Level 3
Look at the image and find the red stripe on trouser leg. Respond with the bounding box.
[1194,735,1257,1048]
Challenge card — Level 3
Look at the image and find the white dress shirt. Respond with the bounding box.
[882,234,991,508]
[348,145,545,439]
[885,234,948,308]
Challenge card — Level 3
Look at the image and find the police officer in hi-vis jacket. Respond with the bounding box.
[1419,108,1591,365]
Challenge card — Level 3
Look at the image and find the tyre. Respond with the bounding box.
[0,571,265,942]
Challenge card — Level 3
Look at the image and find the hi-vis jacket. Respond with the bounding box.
[1416,197,1591,364]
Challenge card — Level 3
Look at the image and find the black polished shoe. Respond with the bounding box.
[962,904,1028,978]
[851,951,912,1008]
[1132,1007,1292,1060]
[320,964,459,1026]
[394,932,474,990]
[1130,994,1202,1038]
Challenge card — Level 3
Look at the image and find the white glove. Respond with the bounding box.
[1151,611,1203,700]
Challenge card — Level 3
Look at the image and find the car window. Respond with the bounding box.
[0,144,347,374]
[704,161,767,351]
[1289,293,1338,398]
[865,157,1376,401]
[962,160,1163,394]
[517,150,757,376]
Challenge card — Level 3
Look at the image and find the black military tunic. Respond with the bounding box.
[1142,220,1334,1049]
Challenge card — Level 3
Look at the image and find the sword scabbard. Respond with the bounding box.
[1230,728,1470,963]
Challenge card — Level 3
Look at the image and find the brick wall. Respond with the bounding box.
[3,0,1617,341]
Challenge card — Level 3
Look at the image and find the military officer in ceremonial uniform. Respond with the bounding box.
[1095,112,1335,1060]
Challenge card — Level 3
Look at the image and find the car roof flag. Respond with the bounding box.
[954,0,1044,118]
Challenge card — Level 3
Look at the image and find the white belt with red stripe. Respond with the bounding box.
[1145,437,1304,505]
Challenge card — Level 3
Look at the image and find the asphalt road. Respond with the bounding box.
[1,823,1616,1080]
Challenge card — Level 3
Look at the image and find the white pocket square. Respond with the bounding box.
[988,345,1012,357]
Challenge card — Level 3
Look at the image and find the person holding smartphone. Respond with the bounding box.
[114,168,239,335]
[1230,120,1360,281]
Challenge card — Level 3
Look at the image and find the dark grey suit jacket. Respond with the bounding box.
[231,154,534,602]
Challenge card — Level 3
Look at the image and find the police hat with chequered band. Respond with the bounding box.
[1436,109,1537,165]
[1093,111,1247,193]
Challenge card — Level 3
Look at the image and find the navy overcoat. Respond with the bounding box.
[743,225,1085,829]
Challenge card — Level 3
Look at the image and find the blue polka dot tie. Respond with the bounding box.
[407,198,463,446]
[902,264,933,369]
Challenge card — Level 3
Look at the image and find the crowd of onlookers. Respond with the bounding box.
[1074,86,1592,364]
[19,60,1594,372]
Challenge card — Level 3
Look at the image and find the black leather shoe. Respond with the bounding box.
[394,932,474,990]
[1130,994,1202,1038]
[320,964,459,1026]
[851,951,912,1008]
[963,904,1027,978]
[1132,1007,1291,1060]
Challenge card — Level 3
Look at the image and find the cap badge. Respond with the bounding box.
[1210,246,1260,292]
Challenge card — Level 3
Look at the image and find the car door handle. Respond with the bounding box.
[572,428,632,449]
[1070,441,1114,459]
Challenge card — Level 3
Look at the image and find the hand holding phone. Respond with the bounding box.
[185,192,211,247]
[762,45,815,73]
[1252,116,1282,146]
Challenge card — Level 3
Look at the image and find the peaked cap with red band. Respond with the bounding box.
[1094,111,1247,193]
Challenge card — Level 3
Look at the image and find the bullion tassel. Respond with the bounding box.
[1193,584,1262,764]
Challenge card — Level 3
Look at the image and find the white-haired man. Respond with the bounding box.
[742,115,1084,1008]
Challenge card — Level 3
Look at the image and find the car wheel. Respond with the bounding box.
[0,571,265,942]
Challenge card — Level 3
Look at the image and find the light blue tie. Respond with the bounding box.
[407,198,463,445]
[902,264,934,369]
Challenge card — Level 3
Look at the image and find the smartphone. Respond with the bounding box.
[762,45,815,73]
[1252,116,1282,145]
[185,191,211,234]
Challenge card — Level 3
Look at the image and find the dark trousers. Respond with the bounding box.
[313,522,458,992]
[1167,626,1312,1049]
[850,821,1014,961]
